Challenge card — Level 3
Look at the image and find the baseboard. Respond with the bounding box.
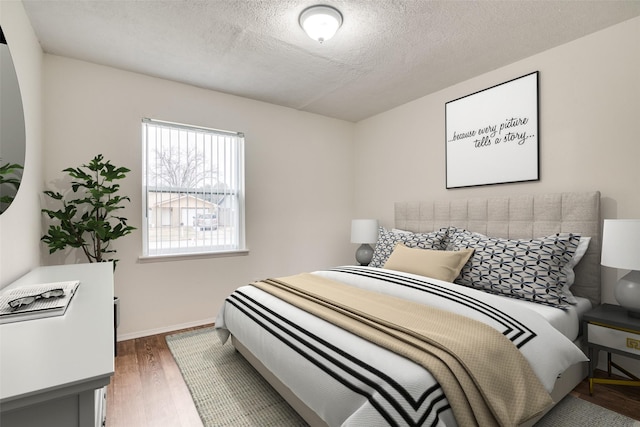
[117,317,216,341]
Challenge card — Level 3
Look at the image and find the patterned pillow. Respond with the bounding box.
[446,228,581,308]
[369,227,448,268]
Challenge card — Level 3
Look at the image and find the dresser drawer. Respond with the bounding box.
[588,323,640,356]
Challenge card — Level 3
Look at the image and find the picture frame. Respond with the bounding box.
[445,71,539,189]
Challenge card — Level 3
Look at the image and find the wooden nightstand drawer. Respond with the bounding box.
[588,323,640,356]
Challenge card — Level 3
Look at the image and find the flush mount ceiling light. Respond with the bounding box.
[299,5,343,43]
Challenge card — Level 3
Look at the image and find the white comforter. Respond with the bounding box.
[215,266,588,427]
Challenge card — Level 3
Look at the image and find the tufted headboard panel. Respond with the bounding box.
[395,191,601,307]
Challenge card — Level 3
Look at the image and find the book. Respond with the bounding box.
[0,280,80,324]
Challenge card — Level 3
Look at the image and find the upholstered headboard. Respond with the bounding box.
[395,191,601,307]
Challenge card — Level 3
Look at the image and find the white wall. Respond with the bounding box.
[0,1,43,286]
[354,16,640,305]
[42,56,355,338]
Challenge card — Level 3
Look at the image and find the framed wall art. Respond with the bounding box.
[445,71,539,189]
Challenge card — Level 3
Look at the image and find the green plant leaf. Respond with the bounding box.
[41,154,136,268]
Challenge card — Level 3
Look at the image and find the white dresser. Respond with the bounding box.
[0,263,115,427]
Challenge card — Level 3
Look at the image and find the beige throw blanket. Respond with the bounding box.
[253,273,553,427]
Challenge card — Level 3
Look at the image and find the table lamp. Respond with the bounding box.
[351,219,379,266]
[601,219,640,318]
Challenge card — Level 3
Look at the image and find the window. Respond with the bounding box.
[142,118,245,258]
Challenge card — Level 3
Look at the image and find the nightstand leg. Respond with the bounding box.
[587,346,595,395]
[610,361,640,381]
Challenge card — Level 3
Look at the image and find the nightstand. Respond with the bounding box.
[583,303,640,394]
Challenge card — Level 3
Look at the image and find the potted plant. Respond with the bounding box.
[41,154,135,355]
[41,154,135,267]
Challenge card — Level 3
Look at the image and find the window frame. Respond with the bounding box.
[139,118,247,262]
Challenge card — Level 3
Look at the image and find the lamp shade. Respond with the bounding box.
[351,219,379,244]
[601,219,640,270]
[299,5,343,43]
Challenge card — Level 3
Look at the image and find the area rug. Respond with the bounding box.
[167,327,639,427]
[534,394,640,427]
[166,327,307,426]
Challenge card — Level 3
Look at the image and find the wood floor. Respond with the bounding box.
[107,325,640,426]
[569,370,640,421]
[106,327,204,427]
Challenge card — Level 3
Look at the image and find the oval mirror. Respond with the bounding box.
[0,25,26,215]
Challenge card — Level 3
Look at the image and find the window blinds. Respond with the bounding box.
[142,118,245,256]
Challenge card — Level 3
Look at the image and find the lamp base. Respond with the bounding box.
[355,243,374,266]
[614,270,640,318]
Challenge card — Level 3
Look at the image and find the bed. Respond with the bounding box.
[215,191,601,426]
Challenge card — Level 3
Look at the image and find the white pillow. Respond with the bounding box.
[561,236,591,303]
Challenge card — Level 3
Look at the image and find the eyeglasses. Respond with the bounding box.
[8,289,65,310]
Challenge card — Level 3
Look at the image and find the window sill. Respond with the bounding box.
[138,249,249,263]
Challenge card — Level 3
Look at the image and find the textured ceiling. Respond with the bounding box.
[20,0,640,122]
